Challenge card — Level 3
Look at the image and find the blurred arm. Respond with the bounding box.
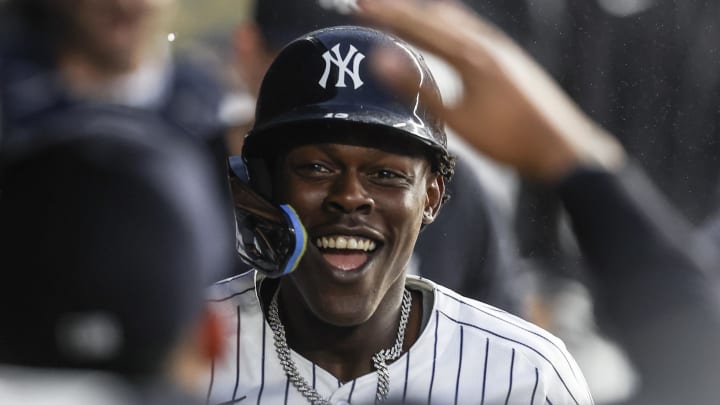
[556,163,720,405]
[357,1,720,403]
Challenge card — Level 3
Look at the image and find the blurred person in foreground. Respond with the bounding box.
[224,0,527,316]
[356,0,720,404]
[0,0,228,182]
[0,106,234,404]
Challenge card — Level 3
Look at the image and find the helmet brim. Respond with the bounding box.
[246,103,445,156]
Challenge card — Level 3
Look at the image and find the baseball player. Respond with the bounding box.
[206,26,593,405]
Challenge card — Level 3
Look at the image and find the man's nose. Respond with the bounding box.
[324,172,375,214]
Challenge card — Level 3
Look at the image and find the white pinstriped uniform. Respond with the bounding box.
[205,272,593,405]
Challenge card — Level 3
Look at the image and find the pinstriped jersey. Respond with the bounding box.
[204,272,593,405]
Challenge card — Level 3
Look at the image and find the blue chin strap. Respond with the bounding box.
[228,156,308,278]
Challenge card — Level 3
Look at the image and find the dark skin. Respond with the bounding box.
[269,133,444,382]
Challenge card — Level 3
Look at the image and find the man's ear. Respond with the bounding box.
[422,174,445,225]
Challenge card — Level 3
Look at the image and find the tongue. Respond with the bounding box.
[323,252,369,271]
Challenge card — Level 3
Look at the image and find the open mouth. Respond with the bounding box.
[314,235,379,271]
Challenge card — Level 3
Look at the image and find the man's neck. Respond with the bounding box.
[272,280,423,382]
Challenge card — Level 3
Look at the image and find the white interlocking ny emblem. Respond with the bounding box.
[318,43,365,89]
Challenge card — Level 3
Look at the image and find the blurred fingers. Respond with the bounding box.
[357,0,496,76]
[371,46,448,120]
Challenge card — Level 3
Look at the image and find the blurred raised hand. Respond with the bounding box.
[357,0,625,181]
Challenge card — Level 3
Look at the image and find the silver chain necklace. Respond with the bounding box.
[267,288,412,405]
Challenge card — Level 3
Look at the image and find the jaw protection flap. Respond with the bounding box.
[228,156,307,277]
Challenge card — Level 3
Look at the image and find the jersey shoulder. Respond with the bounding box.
[415,275,565,350]
[408,275,593,403]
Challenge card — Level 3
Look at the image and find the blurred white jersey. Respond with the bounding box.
[205,272,593,405]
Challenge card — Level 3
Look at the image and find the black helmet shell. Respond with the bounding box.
[244,26,447,159]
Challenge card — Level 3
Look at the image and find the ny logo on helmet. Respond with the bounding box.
[319,43,365,89]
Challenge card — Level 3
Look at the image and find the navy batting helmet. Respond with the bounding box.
[242,25,451,192]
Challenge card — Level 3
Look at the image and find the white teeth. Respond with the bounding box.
[315,235,378,252]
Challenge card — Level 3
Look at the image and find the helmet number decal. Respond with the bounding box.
[319,44,365,90]
[324,113,349,118]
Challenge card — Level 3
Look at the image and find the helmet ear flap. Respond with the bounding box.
[244,156,274,200]
[227,156,307,278]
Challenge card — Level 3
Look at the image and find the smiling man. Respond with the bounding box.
[206,26,592,405]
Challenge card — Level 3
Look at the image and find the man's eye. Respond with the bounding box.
[296,162,331,175]
[376,170,400,178]
[372,169,410,181]
[309,163,330,172]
